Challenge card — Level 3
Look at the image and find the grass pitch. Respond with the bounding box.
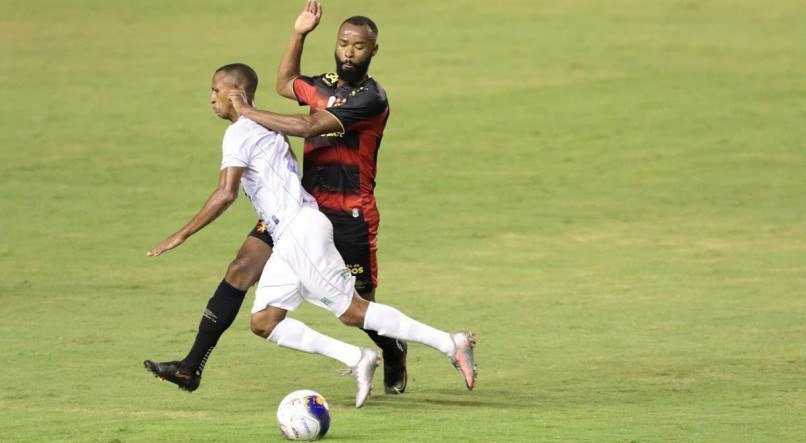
[1,0,804,441]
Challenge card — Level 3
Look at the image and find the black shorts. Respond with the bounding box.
[247,219,275,247]
[325,211,376,295]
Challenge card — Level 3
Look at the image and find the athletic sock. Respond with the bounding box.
[182,279,246,375]
[363,302,455,356]
[268,317,363,367]
[362,329,405,361]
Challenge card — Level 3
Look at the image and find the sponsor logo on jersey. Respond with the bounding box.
[346,264,364,275]
[323,72,339,86]
[320,130,344,138]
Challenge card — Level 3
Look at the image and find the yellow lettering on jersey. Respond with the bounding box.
[347,264,364,275]
[323,72,339,86]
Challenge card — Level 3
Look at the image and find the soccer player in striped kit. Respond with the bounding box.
[271,2,409,394]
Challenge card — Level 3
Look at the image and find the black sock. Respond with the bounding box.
[182,279,246,375]
[362,329,405,363]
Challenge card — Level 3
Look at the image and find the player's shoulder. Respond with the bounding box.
[225,117,275,142]
[340,77,387,111]
[303,73,387,101]
[241,116,276,133]
[358,77,387,104]
[296,73,339,90]
[224,117,251,139]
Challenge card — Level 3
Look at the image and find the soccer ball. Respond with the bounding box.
[276,390,331,441]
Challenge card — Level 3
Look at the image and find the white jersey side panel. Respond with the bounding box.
[220,117,317,239]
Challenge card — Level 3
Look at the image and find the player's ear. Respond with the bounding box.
[371,43,379,57]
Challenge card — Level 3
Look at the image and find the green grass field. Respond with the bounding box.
[1,0,804,441]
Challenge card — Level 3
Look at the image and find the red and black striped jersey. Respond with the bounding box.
[292,73,389,226]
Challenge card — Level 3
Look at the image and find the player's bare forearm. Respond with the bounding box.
[276,33,305,99]
[240,108,316,138]
[179,188,237,238]
[147,168,243,257]
[229,91,342,138]
[147,189,236,257]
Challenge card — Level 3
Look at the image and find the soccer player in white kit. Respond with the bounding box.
[149,63,476,408]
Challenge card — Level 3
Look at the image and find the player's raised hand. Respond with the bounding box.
[227,89,252,115]
[147,232,187,257]
[294,0,322,36]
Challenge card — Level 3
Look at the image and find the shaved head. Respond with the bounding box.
[341,16,378,41]
[215,63,258,100]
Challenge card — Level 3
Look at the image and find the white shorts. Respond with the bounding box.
[251,207,355,317]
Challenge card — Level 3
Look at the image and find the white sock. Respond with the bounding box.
[267,317,362,367]
[363,302,455,356]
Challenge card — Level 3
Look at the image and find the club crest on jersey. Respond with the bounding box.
[327,96,347,108]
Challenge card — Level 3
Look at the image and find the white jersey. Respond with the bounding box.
[220,117,317,240]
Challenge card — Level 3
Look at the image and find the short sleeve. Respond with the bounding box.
[220,125,248,169]
[292,76,317,106]
[325,88,387,131]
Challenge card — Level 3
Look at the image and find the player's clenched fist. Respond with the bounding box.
[227,90,251,114]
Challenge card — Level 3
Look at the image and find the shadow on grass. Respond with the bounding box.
[341,387,545,410]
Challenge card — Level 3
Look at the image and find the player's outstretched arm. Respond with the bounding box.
[147,166,244,257]
[276,0,322,100]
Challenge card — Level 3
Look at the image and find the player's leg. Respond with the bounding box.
[251,241,379,408]
[182,235,271,370]
[250,305,362,368]
[144,221,272,391]
[338,293,477,391]
[292,208,476,391]
[356,286,407,394]
[329,211,408,394]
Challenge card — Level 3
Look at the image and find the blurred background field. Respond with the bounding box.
[0,0,803,441]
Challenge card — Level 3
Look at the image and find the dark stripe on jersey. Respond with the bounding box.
[308,131,360,150]
[302,163,360,195]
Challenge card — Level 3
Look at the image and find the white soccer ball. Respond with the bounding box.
[276,389,331,441]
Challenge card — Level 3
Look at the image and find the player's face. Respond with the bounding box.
[210,72,234,120]
[334,23,377,85]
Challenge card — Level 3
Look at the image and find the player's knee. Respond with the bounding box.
[338,312,360,327]
[250,315,277,338]
[338,296,368,327]
[226,255,262,288]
